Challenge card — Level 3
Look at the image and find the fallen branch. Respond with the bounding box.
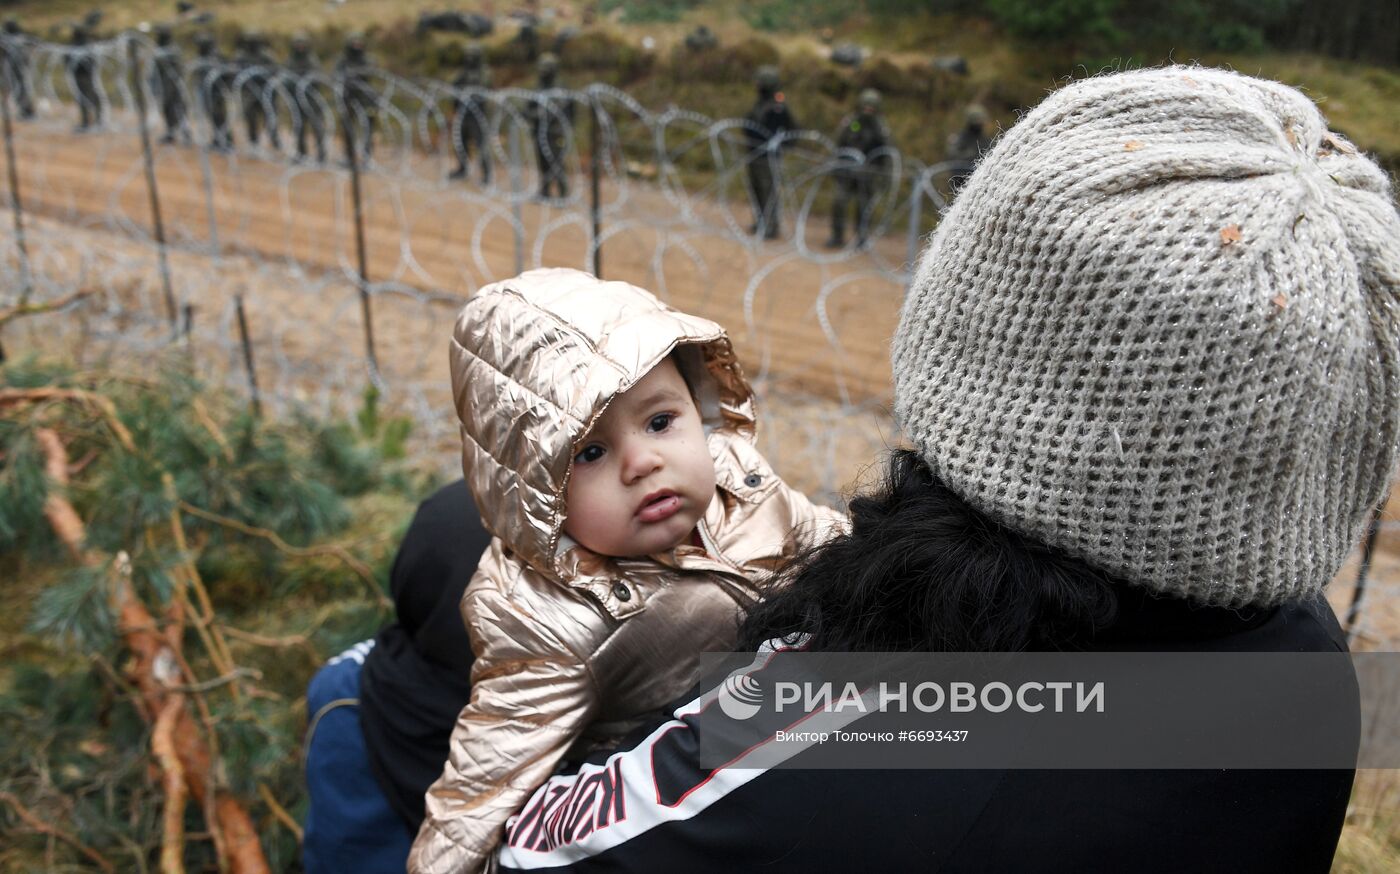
[0,289,91,328]
[0,790,117,873]
[151,698,188,874]
[177,500,392,609]
[36,428,91,563]
[258,783,304,844]
[2,387,137,452]
[34,433,271,874]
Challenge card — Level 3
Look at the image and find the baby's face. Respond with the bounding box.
[562,358,717,558]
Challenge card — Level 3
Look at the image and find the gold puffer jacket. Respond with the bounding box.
[409,268,846,874]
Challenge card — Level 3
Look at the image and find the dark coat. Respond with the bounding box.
[494,587,1355,873]
[358,481,491,829]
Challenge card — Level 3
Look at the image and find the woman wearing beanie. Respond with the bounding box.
[483,67,1399,873]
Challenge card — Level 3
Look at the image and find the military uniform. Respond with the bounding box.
[528,54,573,199]
[68,25,102,131]
[286,34,326,162]
[1,20,35,120]
[744,66,796,240]
[448,46,492,183]
[827,89,890,249]
[336,35,378,161]
[945,104,992,189]
[190,33,232,151]
[235,31,279,149]
[151,26,188,144]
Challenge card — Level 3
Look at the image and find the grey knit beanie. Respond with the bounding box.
[892,66,1400,608]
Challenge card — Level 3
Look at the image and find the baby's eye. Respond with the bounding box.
[574,444,605,465]
[647,413,674,433]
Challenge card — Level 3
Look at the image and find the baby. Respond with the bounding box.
[408,268,846,873]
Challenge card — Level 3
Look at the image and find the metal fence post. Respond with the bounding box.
[1346,497,1388,640]
[589,94,603,279]
[127,37,178,329]
[509,117,524,275]
[339,95,380,379]
[235,292,261,419]
[0,59,31,362]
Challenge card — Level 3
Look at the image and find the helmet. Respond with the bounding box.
[463,42,483,66]
[194,31,214,52]
[537,52,559,74]
[2,19,19,35]
[291,31,310,48]
[154,24,173,45]
[857,88,881,112]
[755,65,780,93]
[965,103,988,126]
[346,32,367,52]
[243,29,264,48]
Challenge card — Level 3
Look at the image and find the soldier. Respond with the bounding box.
[285,31,326,163]
[528,52,573,200]
[448,43,492,183]
[151,25,189,144]
[235,30,279,149]
[1,19,35,120]
[190,31,232,151]
[68,24,102,132]
[945,103,992,189]
[335,32,378,161]
[826,88,891,250]
[744,65,797,240]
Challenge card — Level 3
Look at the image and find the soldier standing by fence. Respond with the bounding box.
[744,65,796,240]
[945,103,991,189]
[448,43,492,183]
[68,24,102,132]
[1,19,35,120]
[236,30,279,150]
[528,52,572,200]
[286,32,326,163]
[151,25,189,145]
[826,88,890,250]
[191,32,232,151]
[336,33,378,162]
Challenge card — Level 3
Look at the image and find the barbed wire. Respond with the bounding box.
[1,30,1393,648]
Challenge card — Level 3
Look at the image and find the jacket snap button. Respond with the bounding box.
[744,473,763,488]
[612,582,632,602]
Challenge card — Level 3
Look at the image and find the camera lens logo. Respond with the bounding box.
[717,671,764,721]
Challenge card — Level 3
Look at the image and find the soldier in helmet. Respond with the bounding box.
[336,32,378,161]
[826,88,891,250]
[744,64,797,240]
[285,32,326,163]
[1,19,35,120]
[945,103,992,188]
[527,52,573,200]
[448,43,492,183]
[151,25,189,144]
[190,31,233,151]
[68,23,103,132]
[235,30,279,149]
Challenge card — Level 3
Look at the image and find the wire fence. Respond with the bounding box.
[0,30,1394,649]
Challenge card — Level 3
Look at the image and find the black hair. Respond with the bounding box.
[738,450,1122,653]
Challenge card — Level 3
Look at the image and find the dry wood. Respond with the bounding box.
[151,698,188,874]
[178,499,392,608]
[0,790,117,873]
[2,387,137,452]
[0,289,91,327]
[33,432,272,874]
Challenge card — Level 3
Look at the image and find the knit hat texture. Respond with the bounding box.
[892,66,1400,607]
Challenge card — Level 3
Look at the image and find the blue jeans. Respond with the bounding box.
[303,642,415,873]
